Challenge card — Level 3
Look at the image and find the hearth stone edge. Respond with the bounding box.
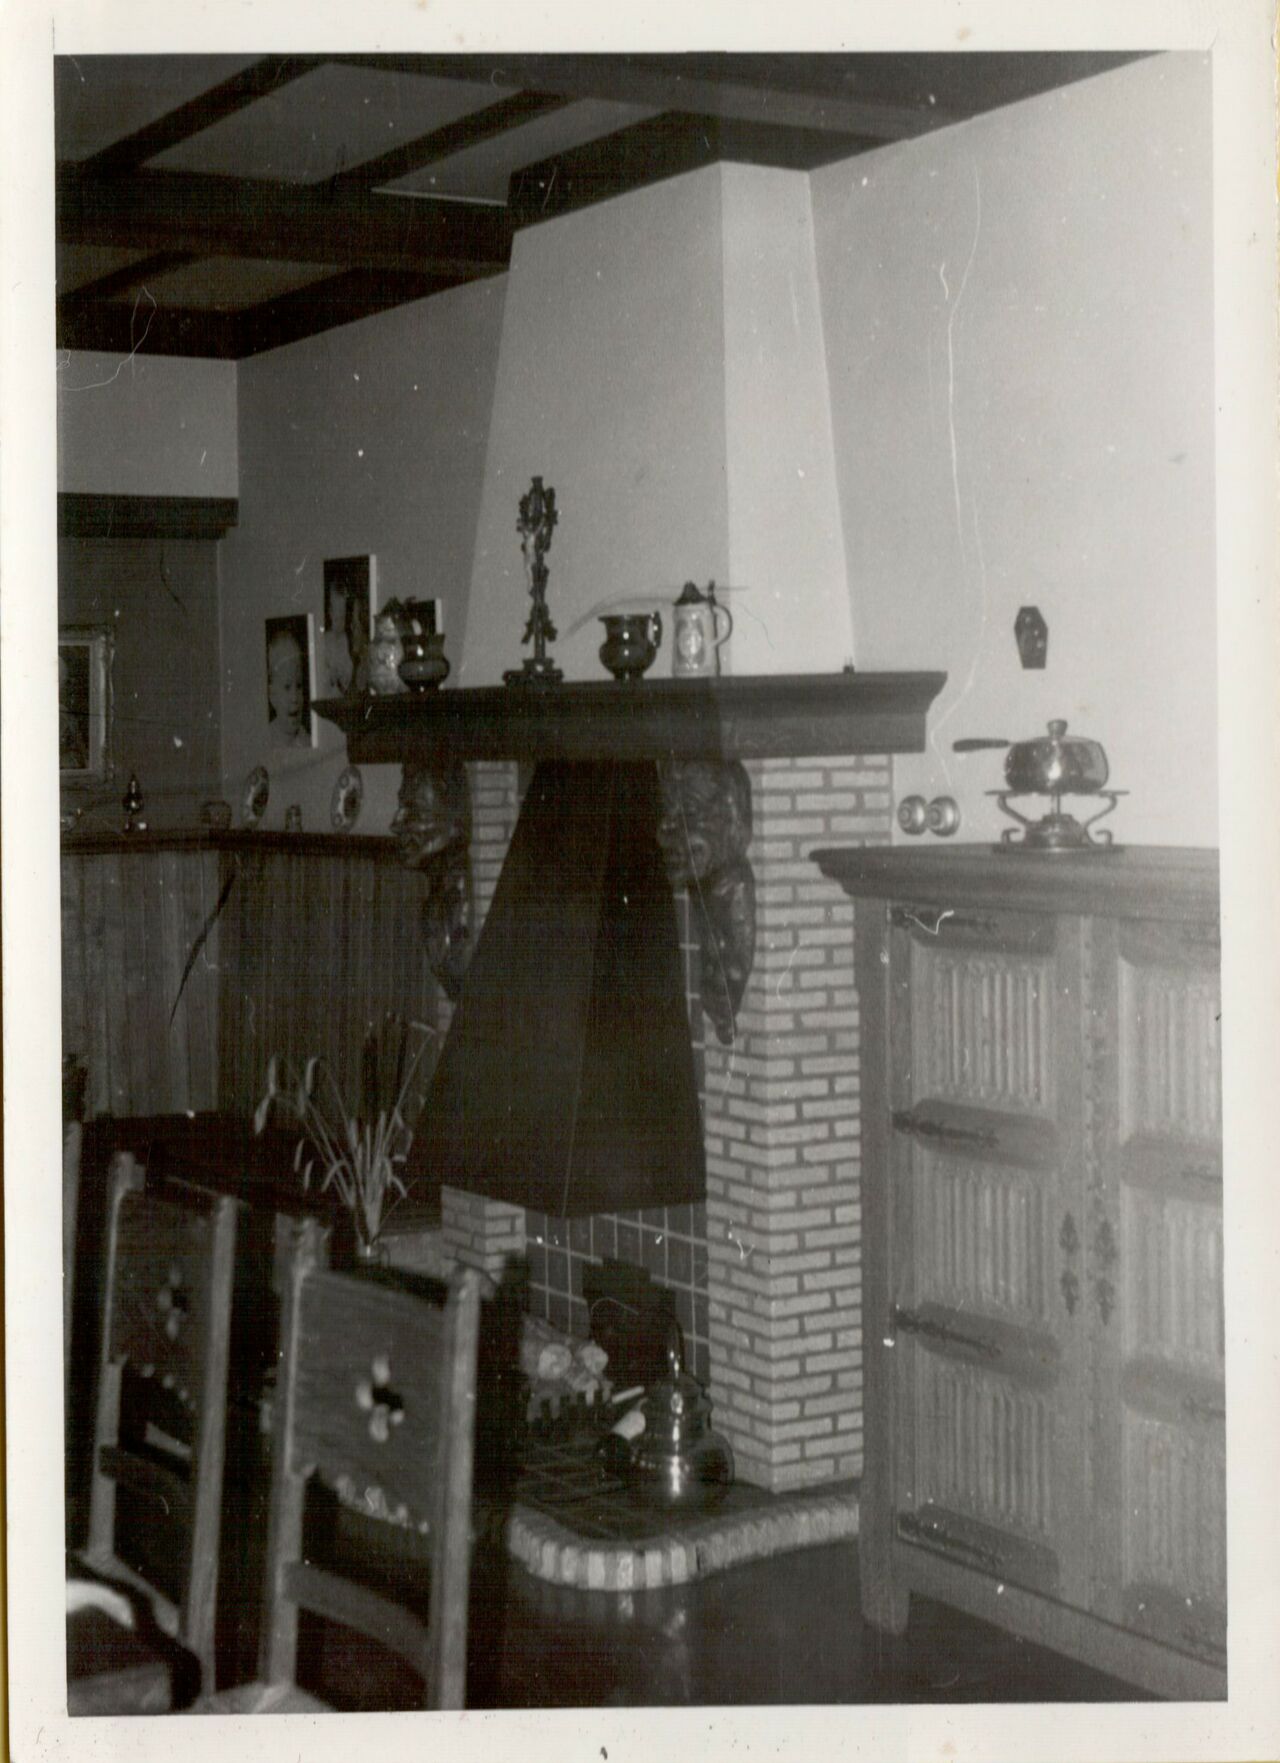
[505,1482,859,1591]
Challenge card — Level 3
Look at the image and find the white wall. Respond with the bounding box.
[721,163,853,675]
[460,167,730,686]
[811,53,1217,847]
[57,351,238,498]
[462,161,855,684]
[218,280,506,831]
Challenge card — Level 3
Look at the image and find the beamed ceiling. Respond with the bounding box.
[56,50,1145,360]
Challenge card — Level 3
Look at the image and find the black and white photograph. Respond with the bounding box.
[3,5,1278,1762]
[323,554,374,697]
[58,627,111,779]
[264,612,315,749]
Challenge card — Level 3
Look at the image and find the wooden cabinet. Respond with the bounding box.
[813,846,1224,1700]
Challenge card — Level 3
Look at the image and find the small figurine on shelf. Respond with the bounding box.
[504,476,563,687]
[121,772,146,834]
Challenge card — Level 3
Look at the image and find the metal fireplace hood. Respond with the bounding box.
[407,757,701,1219]
[319,669,946,1223]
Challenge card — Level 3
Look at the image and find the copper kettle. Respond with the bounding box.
[953,719,1109,795]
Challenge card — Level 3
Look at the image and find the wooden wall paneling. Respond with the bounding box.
[140,848,171,1111]
[102,855,133,1112]
[63,837,438,1123]
[81,855,110,1117]
[187,849,222,1111]
[61,855,89,1094]
[215,848,245,1109]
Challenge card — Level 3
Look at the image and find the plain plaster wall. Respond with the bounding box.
[462,161,854,684]
[720,163,853,674]
[57,351,238,499]
[58,535,223,828]
[811,52,1217,847]
[218,279,506,832]
[460,166,730,686]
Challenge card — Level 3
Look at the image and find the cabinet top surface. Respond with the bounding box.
[812,843,1219,920]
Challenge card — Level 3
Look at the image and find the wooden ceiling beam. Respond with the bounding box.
[57,163,513,275]
[77,55,328,177]
[328,51,960,141]
[56,298,242,360]
[56,267,471,361]
[57,250,195,310]
[233,267,467,356]
[508,111,872,228]
[328,89,571,193]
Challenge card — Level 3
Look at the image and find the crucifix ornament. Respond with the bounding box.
[504,475,564,687]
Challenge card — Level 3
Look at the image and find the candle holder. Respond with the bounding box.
[504,476,563,687]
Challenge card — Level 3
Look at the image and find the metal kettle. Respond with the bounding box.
[954,719,1109,796]
[614,1322,734,1510]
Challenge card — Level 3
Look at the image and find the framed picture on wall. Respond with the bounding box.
[322,554,375,697]
[58,626,113,781]
[264,612,316,750]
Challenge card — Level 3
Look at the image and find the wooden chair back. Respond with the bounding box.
[258,1223,482,1710]
[82,1152,238,1697]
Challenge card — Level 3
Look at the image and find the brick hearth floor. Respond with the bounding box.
[506,1425,859,1591]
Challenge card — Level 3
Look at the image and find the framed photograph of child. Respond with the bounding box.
[322,555,375,697]
[58,626,112,781]
[264,613,316,750]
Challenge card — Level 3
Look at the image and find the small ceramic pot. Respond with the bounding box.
[398,626,450,693]
[599,612,662,681]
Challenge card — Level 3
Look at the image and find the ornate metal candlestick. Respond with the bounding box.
[504,476,563,687]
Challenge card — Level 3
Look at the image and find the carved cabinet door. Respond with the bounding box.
[1087,916,1226,1668]
[883,903,1093,1611]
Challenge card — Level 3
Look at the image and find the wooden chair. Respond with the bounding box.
[214,1221,482,1712]
[69,1153,238,1713]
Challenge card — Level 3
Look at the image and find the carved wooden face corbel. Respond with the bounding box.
[392,758,473,1000]
[656,758,756,1045]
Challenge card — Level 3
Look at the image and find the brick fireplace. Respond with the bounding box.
[432,748,892,1494]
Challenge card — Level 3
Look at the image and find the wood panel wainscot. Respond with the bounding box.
[811,845,1224,1702]
[61,832,443,1121]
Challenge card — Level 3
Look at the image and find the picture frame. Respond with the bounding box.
[322,554,375,697]
[58,626,113,782]
[264,612,316,750]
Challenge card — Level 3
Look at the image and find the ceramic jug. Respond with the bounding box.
[672,582,732,678]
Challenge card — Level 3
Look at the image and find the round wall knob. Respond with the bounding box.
[927,796,961,837]
[897,795,928,835]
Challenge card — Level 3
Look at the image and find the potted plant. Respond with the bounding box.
[254,1014,435,1261]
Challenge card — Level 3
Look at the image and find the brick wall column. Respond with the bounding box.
[704,755,891,1492]
[436,761,526,1274]
[440,1184,527,1280]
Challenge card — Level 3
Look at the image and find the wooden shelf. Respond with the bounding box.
[316,671,947,766]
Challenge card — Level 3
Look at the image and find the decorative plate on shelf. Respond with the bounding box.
[242,766,270,828]
[330,765,364,831]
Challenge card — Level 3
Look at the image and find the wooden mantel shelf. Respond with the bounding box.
[316,670,947,767]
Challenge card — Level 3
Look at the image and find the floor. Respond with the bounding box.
[295,1520,1151,1711]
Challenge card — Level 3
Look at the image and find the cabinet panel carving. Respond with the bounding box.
[1119,959,1222,1142]
[913,1352,1057,1545]
[914,1156,1049,1325]
[912,945,1055,1114]
[1123,1412,1226,1616]
[1124,1188,1224,1373]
